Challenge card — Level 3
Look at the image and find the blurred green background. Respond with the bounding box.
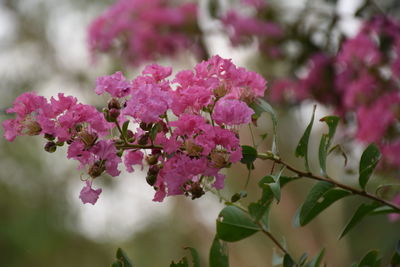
[0,0,399,266]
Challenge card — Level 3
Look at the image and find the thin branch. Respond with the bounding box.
[257,152,400,211]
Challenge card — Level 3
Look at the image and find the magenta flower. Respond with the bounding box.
[79,180,102,205]
[212,98,254,126]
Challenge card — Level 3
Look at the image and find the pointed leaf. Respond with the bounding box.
[250,98,279,154]
[209,236,229,267]
[306,248,325,267]
[283,254,296,267]
[240,145,258,167]
[114,248,133,267]
[340,201,382,239]
[184,247,201,267]
[391,240,400,266]
[294,181,351,226]
[170,257,189,267]
[217,206,260,242]
[355,250,381,267]
[295,105,316,172]
[359,144,381,190]
[122,121,130,137]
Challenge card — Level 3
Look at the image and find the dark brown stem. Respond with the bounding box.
[257,152,400,211]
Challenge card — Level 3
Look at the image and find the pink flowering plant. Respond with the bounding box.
[3,0,400,266]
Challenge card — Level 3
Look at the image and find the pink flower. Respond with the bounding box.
[337,34,381,66]
[79,180,102,205]
[124,150,144,173]
[91,140,121,177]
[95,71,132,98]
[170,114,207,136]
[142,64,172,81]
[123,83,171,123]
[212,98,254,126]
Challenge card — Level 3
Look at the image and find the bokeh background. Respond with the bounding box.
[0,0,399,266]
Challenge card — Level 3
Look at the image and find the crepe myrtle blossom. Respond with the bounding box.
[3,55,267,204]
[88,0,201,66]
[270,16,400,168]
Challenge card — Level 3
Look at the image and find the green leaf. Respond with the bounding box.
[209,236,229,267]
[216,205,260,242]
[248,201,272,229]
[113,248,133,267]
[295,105,316,172]
[318,116,340,176]
[359,144,381,190]
[231,191,247,203]
[294,181,351,226]
[299,253,308,266]
[306,248,325,267]
[240,145,258,165]
[170,257,189,267]
[250,98,279,155]
[184,247,201,267]
[122,121,130,137]
[355,250,381,267]
[391,240,400,266]
[340,201,382,239]
[283,254,296,267]
[149,123,161,142]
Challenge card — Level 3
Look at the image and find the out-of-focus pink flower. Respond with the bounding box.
[88,0,200,66]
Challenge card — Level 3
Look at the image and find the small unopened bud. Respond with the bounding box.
[126,130,135,143]
[185,140,203,157]
[148,164,161,176]
[108,98,121,110]
[44,141,57,153]
[44,133,55,141]
[78,130,98,149]
[189,182,205,200]
[138,133,149,145]
[75,124,83,132]
[88,161,105,178]
[140,122,153,131]
[146,174,157,186]
[109,108,120,121]
[146,155,158,165]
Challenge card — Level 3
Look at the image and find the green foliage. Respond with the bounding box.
[216,205,260,242]
[391,241,400,266]
[240,145,258,170]
[283,254,296,267]
[318,116,340,176]
[359,144,381,190]
[122,121,130,137]
[250,98,279,154]
[295,105,316,172]
[209,236,229,267]
[352,250,381,267]
[305,249,325,267]
[340,201,382,239]
[184,247,201,267]
[294,181,351,226]
[112,248,134,267]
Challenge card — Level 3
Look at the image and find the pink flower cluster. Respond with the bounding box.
[3,55,266,205]
[271,16,400,167]
[88,0,201,66]
[222,0,283,58]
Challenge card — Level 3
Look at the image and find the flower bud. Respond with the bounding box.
[213,84,228,98]
[44,141,57,153]
[146,174,157,186]
[44,133,55,141]
[140,122,153,131]
[189,182,205,200]
[109,108,120,121]
[75,124,83,133]
[138,133,149,145]
[108,98,121,110]
[146,155,158,165]
[88,161,105,178]
[148,164,161,176]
